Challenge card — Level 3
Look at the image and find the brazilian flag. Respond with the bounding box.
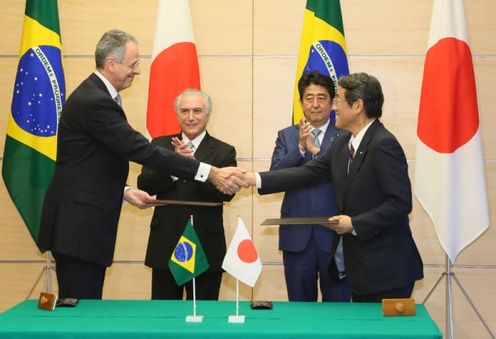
[2,0,65,247]
[292,0,349,124]
[168,219,209,285]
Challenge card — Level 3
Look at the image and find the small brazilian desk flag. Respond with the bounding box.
[292,0,349,124]
[2,0,65,248]
[168,219,209,285]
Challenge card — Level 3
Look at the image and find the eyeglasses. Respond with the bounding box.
[125,60,140,70]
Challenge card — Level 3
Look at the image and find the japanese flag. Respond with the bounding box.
[222,217,262,287]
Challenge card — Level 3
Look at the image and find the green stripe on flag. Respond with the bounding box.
[306,0,344,35]
[25,0,61,35]
[3,136,55,243]
[2,0,65,249]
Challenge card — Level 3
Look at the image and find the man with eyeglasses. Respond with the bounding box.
[38,29,246,300]
[242,73,424,302]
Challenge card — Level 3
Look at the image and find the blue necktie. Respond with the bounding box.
[311,129,321,148]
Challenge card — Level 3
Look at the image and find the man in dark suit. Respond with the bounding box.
[38,29,245,300]
[243,73,423,302]
[270,71,350,302]
[138,89,236,300]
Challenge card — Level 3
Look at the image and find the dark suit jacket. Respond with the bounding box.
[38,73,200,267]
[270,124,338,252]
[137,132,236,272]
[260,120,423,295]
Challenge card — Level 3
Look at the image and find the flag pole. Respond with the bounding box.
[27,251,54,299]
[192,277,197,317]
[235,278,240,316]
[445,256,454,339]
[227,278,245,323]
[422,255,494,338]
[185,215,203,323]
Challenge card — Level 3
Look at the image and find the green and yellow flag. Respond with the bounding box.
[168,219,209,285]
[292,0,349,124]
[2,0,65,246]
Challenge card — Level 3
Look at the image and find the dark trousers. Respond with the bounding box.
[151,269,222,300]
[283,236,351,302]
[53,252,106,299]
[352,282,415,303]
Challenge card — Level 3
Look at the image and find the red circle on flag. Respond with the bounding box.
[417,37,478,153]
[237,240,258,263]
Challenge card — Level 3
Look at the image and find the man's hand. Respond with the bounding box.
[328,215,354,234]
[209,166,248,195]
[298,119,312,152]
[171,137,195,158]
[124,188,153,209]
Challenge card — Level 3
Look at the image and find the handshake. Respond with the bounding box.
[208,166,255,195]
[124,167,255,209]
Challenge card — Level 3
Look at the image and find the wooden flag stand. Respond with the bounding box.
[27,251,57,311]
[382,298,415,316]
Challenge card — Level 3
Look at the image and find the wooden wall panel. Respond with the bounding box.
[1,2,495,338]
[191,0,253,56]
[198,57,253,158]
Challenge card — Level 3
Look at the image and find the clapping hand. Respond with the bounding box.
[171,137,195,158]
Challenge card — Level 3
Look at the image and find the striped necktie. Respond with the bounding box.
[311,129,322,148]
[347,144,355,174]
[114,94,122,106]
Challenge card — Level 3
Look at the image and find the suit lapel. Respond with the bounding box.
[192,132,212,162]
[347,120,381,180]
[320,125,337,151]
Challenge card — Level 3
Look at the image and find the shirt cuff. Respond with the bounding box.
[255,173,262,189]
[195,162,211,182]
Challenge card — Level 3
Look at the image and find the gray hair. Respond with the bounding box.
[174,89,213,114]
[95,29,137,69]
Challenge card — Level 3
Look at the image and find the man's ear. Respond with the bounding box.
[105,57,115,72]
[353,98,364,113]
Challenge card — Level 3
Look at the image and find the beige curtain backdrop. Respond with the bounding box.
[0,1,494,338]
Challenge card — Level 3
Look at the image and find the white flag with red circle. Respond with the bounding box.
[415,0,489,263]
[222,217,262,287]
[146,0,201,138]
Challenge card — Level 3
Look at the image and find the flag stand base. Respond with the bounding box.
[27,252,55,300]
[185,315,203,323]
[228,315,245,323]
[422,255,494,339]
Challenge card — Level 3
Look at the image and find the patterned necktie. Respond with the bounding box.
[311,129,322,148]
[188,141,195,152]
[114,94,122,107]
[347,144,355,174]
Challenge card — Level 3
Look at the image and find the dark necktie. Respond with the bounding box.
[347,144,355,174]
[114,94,122,106]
